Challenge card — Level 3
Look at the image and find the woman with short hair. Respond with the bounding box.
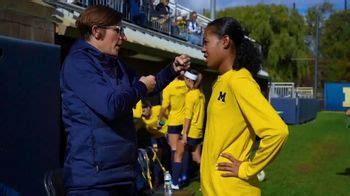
[61,5,190,195]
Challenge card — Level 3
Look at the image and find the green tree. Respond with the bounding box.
[305,2,334,36]
[217,4,310,83]
[320,11,350,82]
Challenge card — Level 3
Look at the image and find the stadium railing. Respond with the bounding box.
[57,0,210,46]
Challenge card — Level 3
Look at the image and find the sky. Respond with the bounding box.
[175,0,345,15]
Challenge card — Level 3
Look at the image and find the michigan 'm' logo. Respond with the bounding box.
[343,87,350,107]
[218,91,226,102]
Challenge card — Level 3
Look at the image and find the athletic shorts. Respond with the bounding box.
[167,125,183,134]
[187,137,202,151]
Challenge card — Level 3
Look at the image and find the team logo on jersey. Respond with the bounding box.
[217,91,226,102]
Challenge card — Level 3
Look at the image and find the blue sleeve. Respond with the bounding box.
[124,60,178,96]
[61,54,147,120]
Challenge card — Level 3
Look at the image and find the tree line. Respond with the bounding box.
[214,3,350,87]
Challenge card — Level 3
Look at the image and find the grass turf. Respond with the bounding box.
[184,111,350,196]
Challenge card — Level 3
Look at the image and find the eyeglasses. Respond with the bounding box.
[98,25,125,35]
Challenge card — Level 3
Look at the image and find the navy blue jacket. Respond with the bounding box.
[60,39,177,190]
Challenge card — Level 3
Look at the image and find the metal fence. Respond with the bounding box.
[269,82,314,100]
[296,87,314,99]
[269,82,296,101]
[60,0,209,45]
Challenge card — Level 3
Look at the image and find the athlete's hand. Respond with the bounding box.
[216,153,242,177]
[139,75,156,93]
[173,54,191,73]
[156,120,162,129]
[181,134,187,144]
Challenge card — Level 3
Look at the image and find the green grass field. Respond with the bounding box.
[184,111,350,196]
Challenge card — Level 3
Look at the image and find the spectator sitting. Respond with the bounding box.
[141,100,170,187]
[172,14,187,38]
[187,11,202,46]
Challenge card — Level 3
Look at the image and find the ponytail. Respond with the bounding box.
[234,37,262,77]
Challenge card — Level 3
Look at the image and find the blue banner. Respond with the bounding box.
[324,83,350,111]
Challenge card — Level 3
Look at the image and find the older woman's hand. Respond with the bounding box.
[173,54,191,73]
[217,153,242,177]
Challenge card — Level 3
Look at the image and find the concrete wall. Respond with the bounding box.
[0,0,55,43]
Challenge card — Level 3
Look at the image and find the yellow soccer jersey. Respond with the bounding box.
[184,89,205,139]
[201,69,288,196]
[142,105,167,137]
[161,79,188,126]
[133,100,142,118]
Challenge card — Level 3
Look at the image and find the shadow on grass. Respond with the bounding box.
[336,168,350,176]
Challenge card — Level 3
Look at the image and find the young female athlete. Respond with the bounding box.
[171,69,205,189]
[200,17,289,195]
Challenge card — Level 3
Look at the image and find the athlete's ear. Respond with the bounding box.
[222,35,231,49]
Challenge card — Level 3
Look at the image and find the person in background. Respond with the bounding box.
[60,5,190,195]
[133,100,143,131]
[172,14,187,39]
[200,17,288,195]
[141,100,169,187]
[158,75,187,155]
[133,100,143,119]
[128,0,147,26]
[155,0,170,25]
[187,11,202,46]
[158,75,189,185]
[171,69,205,190]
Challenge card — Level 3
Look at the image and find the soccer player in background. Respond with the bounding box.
[158,76,189,180]
[171,69,205,190]
[141,100,169,188]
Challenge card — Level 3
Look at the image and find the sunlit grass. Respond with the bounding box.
[184,111,350,196]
